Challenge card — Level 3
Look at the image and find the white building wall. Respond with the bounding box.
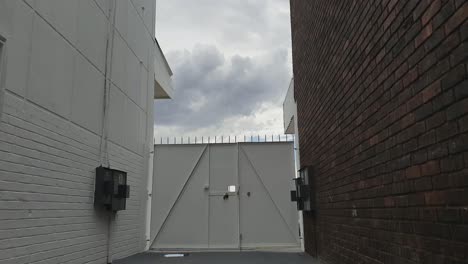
[0,0,159,263]
[282,78,304,252]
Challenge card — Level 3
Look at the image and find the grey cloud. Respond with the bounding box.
[154,0,292,136]
[156,0,292,55]
[191,44,225,74]
[154,44,290,133]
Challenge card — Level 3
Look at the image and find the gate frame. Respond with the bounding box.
[150,142,301,251]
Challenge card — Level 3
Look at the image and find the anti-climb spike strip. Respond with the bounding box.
[154,135,294,145]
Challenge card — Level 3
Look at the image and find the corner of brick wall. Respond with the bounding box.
[290,0,468,263]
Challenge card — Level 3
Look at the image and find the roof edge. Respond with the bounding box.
[155,38,173,76]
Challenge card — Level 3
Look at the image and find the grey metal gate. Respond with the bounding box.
[150,142,300,251]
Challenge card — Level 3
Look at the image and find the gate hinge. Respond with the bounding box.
[239,233,243,241]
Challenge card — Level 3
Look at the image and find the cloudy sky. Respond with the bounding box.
[154,0,292,140]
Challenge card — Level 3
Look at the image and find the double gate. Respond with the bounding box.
[149,142,300,250]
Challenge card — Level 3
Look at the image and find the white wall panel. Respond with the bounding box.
[4,1,34,97]
[76,0,108,72]
[124,99,141,153]
[0,0,161,262]
[28,17,75,119]
[116,0,153,70]
[108,84,125,144]
[111,32,128,92]
[0,1,14,33]
[126,53,141,105]
[94,0,110,16]
[139,64,148,110]
[146,56,154,151]
[126,3,142,62]
[139,109,146,154]
[71,54,104,134]
[32,0,79,45]
[114,0,129,40]
[131,0,155,34]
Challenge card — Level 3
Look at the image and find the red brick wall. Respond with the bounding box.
[290,0,468,263]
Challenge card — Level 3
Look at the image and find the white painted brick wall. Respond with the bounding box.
[0,0,158,263]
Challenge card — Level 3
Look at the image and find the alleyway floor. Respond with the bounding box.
[114,252,317,264]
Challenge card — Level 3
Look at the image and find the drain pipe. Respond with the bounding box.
[101,0,117,263]
[106,212,116,264]
[145,0,158,250]
[145,145,154,250]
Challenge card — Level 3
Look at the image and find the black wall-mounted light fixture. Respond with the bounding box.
[290,166,315,212]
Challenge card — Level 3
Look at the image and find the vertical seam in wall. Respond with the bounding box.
[207,144,210,248]
[0,39,5,119]
[237,143,241,251]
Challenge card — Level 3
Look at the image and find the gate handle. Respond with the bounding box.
[223,193,229,200]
